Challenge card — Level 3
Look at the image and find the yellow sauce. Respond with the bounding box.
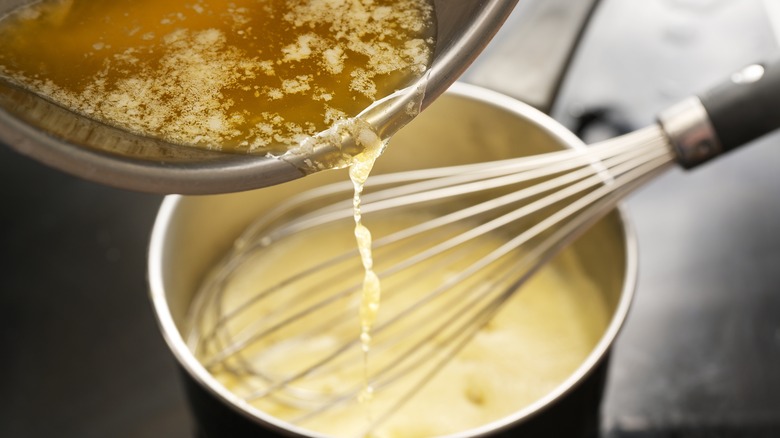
[189,212,610,437]
[0,0,434,154]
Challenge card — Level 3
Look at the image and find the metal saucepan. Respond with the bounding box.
[148,82,637,437]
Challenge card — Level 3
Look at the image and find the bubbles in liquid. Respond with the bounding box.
[0,0,435,154]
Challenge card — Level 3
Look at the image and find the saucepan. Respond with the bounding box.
[148,81,637,437]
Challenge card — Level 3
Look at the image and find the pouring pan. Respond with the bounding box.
[0,0,519,194]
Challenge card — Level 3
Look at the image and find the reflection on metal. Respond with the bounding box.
[657,96,723,168]
[731,63,766,84]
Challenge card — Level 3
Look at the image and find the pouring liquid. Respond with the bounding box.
[348,124,386,418]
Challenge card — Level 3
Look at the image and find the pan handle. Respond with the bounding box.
[462,0,601,113]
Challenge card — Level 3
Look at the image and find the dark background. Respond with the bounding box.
[2,0,780,437]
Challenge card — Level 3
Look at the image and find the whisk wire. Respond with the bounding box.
[188,125,678,425]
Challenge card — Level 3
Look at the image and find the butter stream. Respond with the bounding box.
[349,125,385,413]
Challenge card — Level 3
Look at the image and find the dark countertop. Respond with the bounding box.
[0,150,188,438]
[550,1,780,435]
[2,0,780,437]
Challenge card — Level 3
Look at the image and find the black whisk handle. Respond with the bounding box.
[659,57,780,169]
[700,57,780,153]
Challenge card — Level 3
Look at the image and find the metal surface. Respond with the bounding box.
[0,0,519,194]
[658,96,723,168]
[2,0,780,437]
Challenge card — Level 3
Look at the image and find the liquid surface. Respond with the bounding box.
[187,211,610,437]
[0,0,434,154]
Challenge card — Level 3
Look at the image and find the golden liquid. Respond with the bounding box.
[0,0,435,154]
[189,213,610,438]
[347,124,385,413]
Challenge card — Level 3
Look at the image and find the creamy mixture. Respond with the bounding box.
[188,212,610,437]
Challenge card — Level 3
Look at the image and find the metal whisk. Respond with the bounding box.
[185,60,780,432]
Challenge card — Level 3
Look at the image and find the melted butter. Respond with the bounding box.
[0,0,435,155]
[348,126,384,351]
[348,123,385,414]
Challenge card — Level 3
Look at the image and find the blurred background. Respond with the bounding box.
[2,0,779,436]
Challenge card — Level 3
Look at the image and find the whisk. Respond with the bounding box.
[186,60,780,432]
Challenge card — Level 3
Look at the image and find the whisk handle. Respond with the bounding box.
[659,58,780,168]
[700,58,780,153]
